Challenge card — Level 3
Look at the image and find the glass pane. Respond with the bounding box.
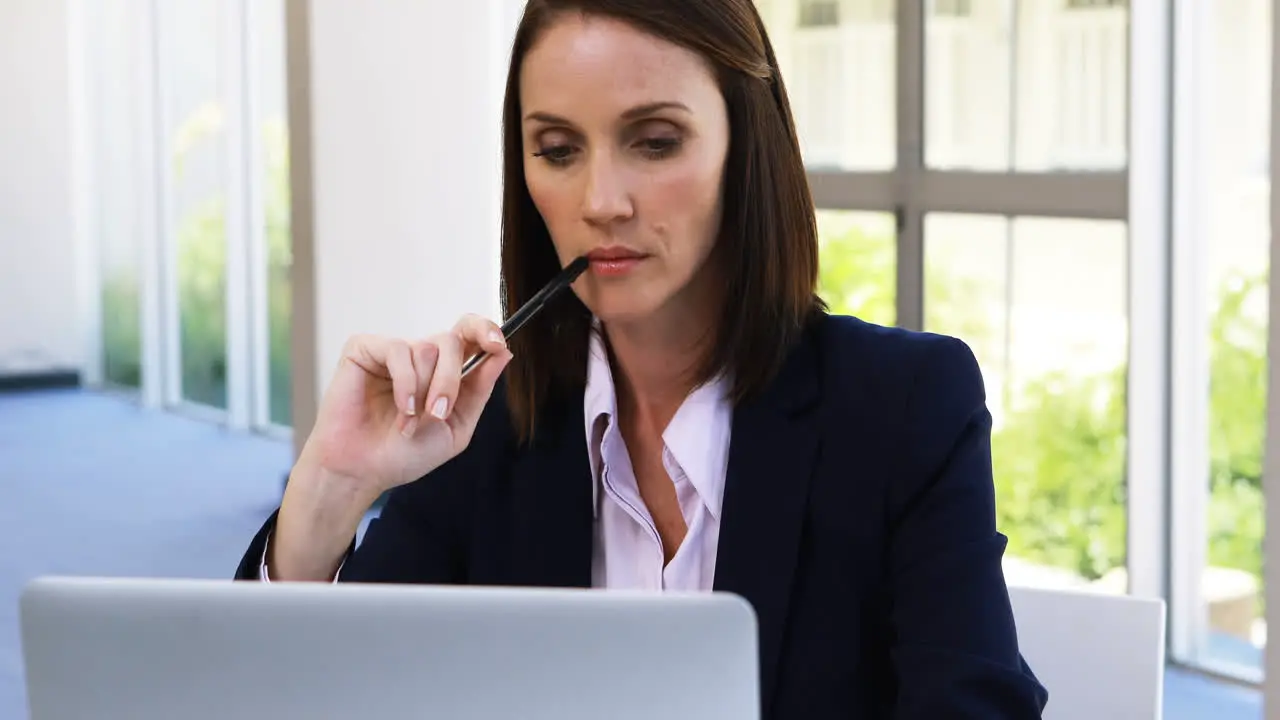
[1198,0,1270,676]
[925,214,1129,590]
[815,210,896,327]
[925,0,1129,171]
[159,2,229,409]
[757,0,896,170]
[258,0,293,426]
[91,0,143,388]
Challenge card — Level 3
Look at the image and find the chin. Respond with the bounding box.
[578,290,664,326]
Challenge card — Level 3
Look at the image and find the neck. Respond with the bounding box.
[603,302,717,435]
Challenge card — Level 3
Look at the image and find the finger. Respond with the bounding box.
[453,313,508,357]
[343,334,416,413]
[424,316,505,422]
[425,332,463,422]
[451,347,513,432]
[382,339,419,419]
[401,340,439,438]
[410,340,440,410]
[342,334,392,376]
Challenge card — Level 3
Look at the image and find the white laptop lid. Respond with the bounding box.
[20,576,760,720]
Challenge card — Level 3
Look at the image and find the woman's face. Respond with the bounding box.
[519,13,730,326]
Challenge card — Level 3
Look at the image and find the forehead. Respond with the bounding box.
[519,13,720,116]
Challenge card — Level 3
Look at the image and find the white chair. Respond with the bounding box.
[1008,585,1167,719]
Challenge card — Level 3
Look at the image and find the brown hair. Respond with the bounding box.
[499,0,822,442]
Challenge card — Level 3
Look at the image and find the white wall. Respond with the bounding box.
[287,0,523,453]
[0,0,84,377]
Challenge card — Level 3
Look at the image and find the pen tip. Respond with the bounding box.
[567,255,589,276]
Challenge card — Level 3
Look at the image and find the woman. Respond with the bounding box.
[235,0,1048,717]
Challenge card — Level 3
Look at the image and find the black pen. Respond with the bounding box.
[460,255,590,377]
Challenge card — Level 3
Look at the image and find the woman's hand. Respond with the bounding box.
[304,313,512,495]
[270,314,512,581]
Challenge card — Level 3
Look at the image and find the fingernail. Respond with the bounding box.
[406,395,417,416]
[431,397,449,419]
[488,330,505,345]
[401,416,418,438]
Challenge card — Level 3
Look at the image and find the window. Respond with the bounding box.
[156,0,230,410]
[1066,0,1127,10]
[83,0,293,433]
[253,0,293,428]
[1171,0,1272,680]
[815,211,897,328]
[933,0,972,18]
[798,0,838,28]
[925,215,1129,589]
[925,0,1128,171]
[86,0,145,390]
[762,0,896,169]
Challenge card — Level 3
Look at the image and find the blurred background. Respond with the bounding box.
[0,0,1276,718]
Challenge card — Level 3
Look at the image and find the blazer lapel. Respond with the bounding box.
[508,401,594,589]
[714,328,822,714]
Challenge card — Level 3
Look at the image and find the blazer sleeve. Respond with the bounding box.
[233,390,513,584]
[885,335,1049,718]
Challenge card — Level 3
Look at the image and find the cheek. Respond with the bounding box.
[646,159,723,252]
[525,169,575,237]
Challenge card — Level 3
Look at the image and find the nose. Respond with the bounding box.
[581,154,633,226]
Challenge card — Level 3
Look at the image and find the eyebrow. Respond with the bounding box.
[523,101,692,125]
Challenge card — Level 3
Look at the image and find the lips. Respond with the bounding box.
[584,246,647,277]
[586,246,647,261]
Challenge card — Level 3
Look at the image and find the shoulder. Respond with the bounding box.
[808,312,986,417]
[807,314,995,521]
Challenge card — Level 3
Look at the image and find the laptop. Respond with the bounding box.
[20,576,760,720]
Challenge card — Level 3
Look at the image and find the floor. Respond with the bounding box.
[0,388,1265,719]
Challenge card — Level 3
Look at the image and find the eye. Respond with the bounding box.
[532,144,577,167]
[637,136,682,160]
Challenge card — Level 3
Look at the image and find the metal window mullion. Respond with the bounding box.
[68,0,103,388]
[1262,0,1280,708]
[807,171,897,211]
[1125,0,1174,612]
[242,0,273,429]
[914,170,1127,219]
[896,0,926,331]
[1168,0,1213,663]
[1264,0,1280,697]
[223,0,253,430]
[139,0,173,409]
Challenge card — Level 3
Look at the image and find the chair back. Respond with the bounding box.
[1008,584,1166,719]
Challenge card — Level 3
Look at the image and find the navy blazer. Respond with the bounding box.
[236,313,1049,719]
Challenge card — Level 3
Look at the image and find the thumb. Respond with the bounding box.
[449,349,514,431]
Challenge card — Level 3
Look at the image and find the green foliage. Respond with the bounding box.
[100,108,293,424]
[816,214,896,326]
[1207,271,1269,578]
[990,367,1129,580]
[263,117,293,426]
[815,220,1267,585]
[176,193,229,409]
[101,269,142,387]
